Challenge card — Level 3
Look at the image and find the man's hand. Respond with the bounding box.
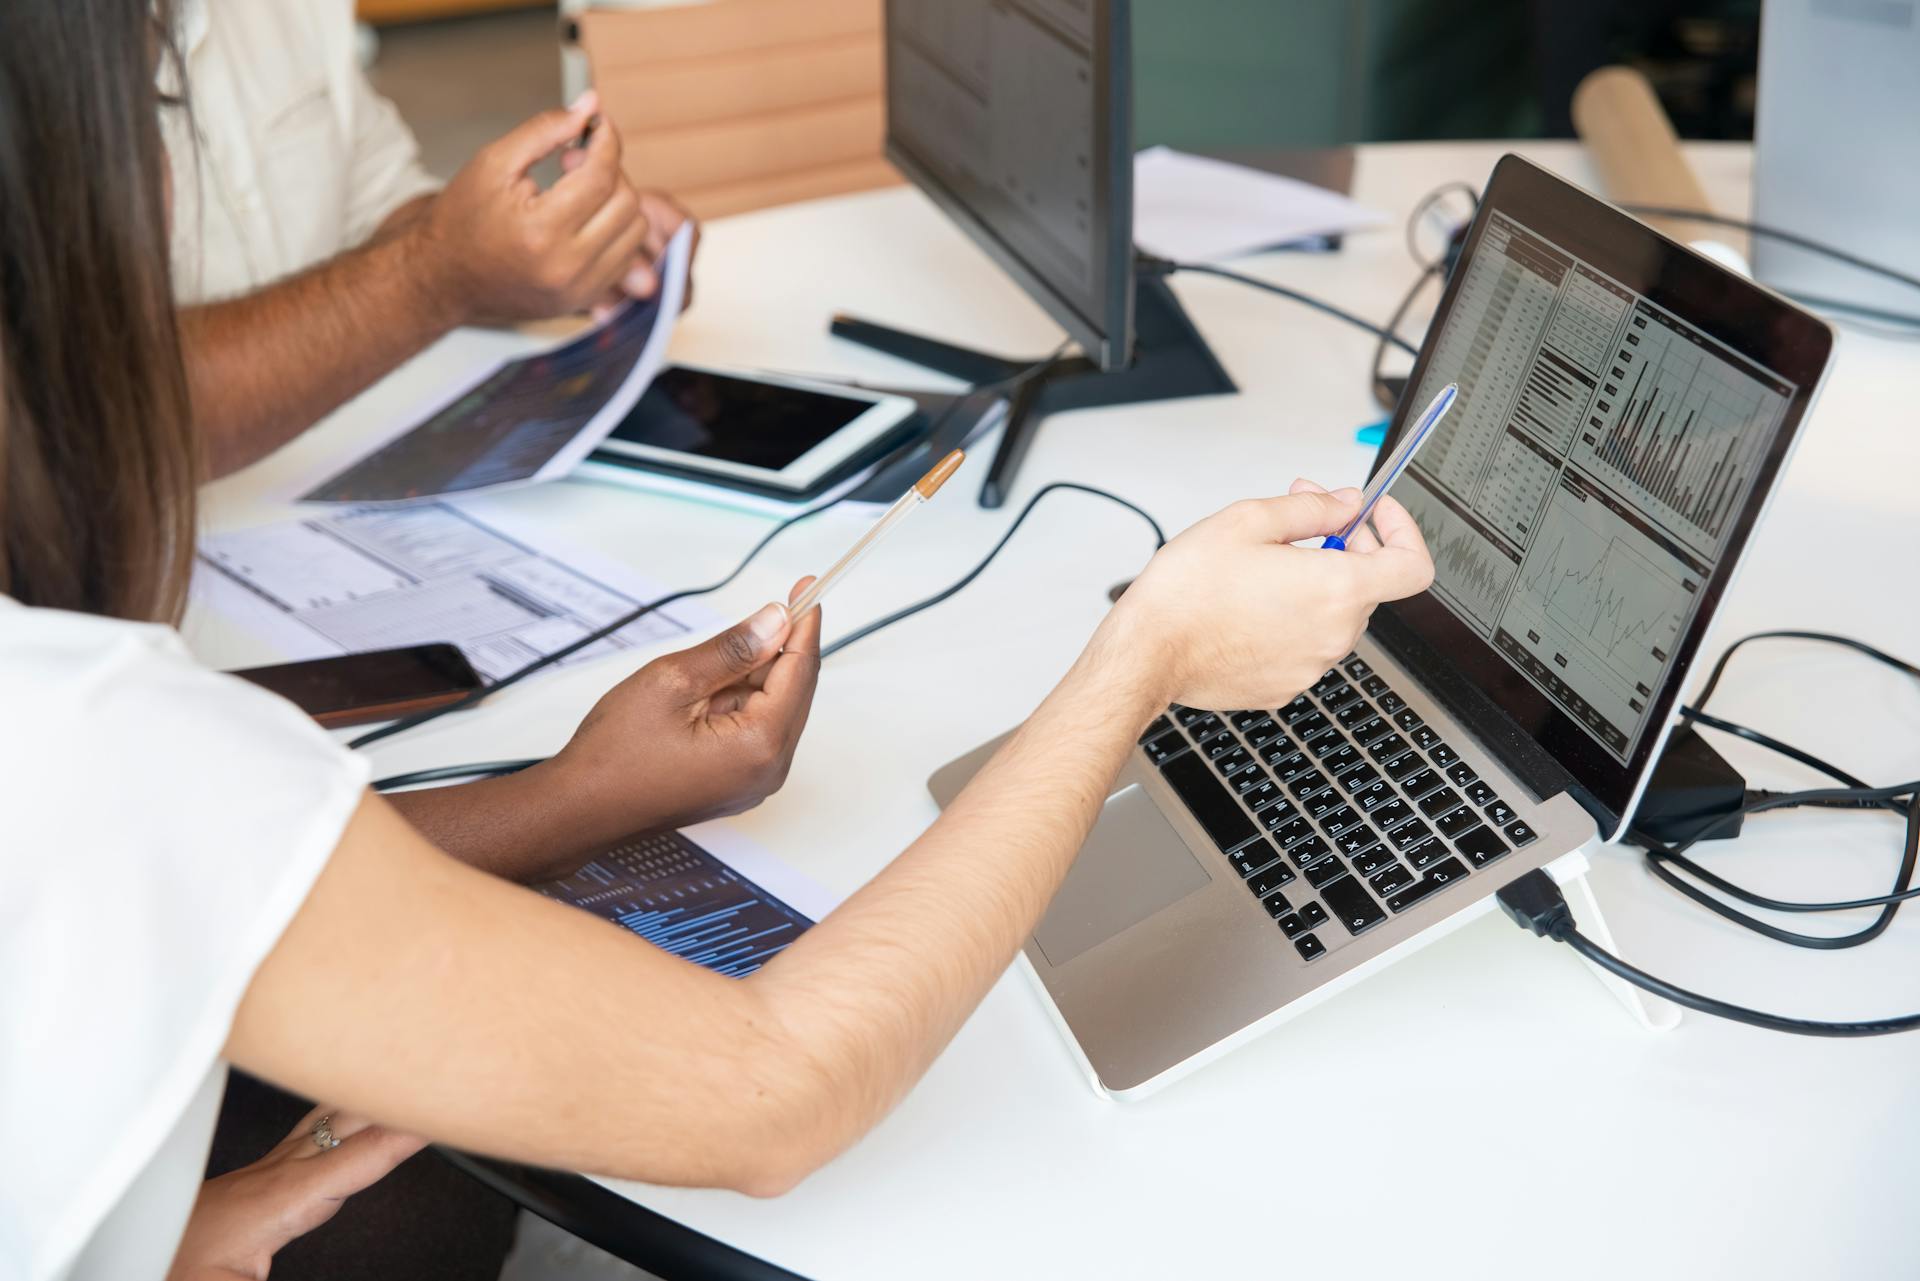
[551,579,824,840]
[166,1106,422,1281]
[1105,480,1435,712]
[410,91,670,326]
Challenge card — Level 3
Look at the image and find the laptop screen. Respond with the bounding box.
[1373,157,1830,831]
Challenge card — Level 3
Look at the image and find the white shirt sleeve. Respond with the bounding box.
[327,4,441,247]
[0,600,370,1281]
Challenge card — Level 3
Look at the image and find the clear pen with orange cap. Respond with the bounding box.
[786,450,967,619]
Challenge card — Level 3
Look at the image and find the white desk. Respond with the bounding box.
[194,140,1920,1280]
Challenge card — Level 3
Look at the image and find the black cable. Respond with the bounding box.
[346,347,1071,752]
[1619,204,1920,299]
[374,760,544,790]
[820,481,1167,661]
[1140,257,1419,357]
[1498,868,1920,1037]
[1370,264,1444,411]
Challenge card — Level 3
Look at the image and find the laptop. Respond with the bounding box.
[929,156,1833,1097]
[1753,0,1920,323]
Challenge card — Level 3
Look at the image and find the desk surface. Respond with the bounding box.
[194,140,1920,1280]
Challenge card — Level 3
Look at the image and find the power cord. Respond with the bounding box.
[1497,629,1920,1035]
[1138,255,1419,357]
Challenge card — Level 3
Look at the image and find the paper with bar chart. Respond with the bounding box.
[1391,210,1793,761]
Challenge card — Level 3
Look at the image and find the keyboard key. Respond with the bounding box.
[1310,670,1347,700]
[1465,781,1498,808]
[1428,743,1461,769]
[1350,716,1395,748]
[1409,725,1443,752]
[1261,889,1294,919]
[1294,933,1327,961]
[1456,824,1509,868]
[1257,799,1303,832]
[1290,836,1335,870]
[1344,657,1374,681]
[1290,710,1332,740]
[1229,840,1282,877]
[1199,732,1240,761]
[1368,733,1411,763]
[1276,913,1307,939]
[1334,823,1379,857]
[1230,709,1269,731]
[1320,743,1362,775]
[1140,715,1174,744]
[1425,856,1468,887]
[1320,804,1364,837]
[1240,777,1281,807]
[1368,862,1416,897]
[1445,761,1478,787]
[1377,691,1407,715]
[1297,902,1329,930]
[1305,855,1349,889]
[1310,731,1352,759]
[1273,817,1316,848]
[1279,695,1316,724]
[1323,681,1364,711]
[1418,786,1463,818]
[1173,706,1207,726]
[1386,874,1449,913]
[1385,753,1426,782]
[1288,770,1331,800]
[1400,768,1443,800]
[1392,707,1424,732]
[1349,777,1395,811]
[1351,843,1398,877]
[1408,839,1449,871]
[1250,863,1297,897]
[1213,746,1254,777]
[1320,874,1387,935]
[1246,719,1287,751]
[1338,763,1382,793]
[1335,700,1375,730]
[1370,798,1414,831]
[1390,819,1434,851]
[1360,673,1390,697]
[1142,730,1188,765]
[1160,752,1258,852]
[1303,790,1344,821]
[1264,745,1309,775]
[1434,806,1481,840]
[1486,800,1519,827]
[1189,713,1225,740]
[1504,820,1539,847]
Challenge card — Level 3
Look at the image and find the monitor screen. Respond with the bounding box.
[1374,157,1830,828]
[884,0,1132,368]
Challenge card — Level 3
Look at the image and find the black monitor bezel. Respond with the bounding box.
[1368,154,1832,833]
[882,0,1136,372]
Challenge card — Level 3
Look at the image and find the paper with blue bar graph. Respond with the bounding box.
[538,823,837,978]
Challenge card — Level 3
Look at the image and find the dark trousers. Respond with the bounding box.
[205,1070,520,1280]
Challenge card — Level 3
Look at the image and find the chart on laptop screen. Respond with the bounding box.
[1390,212,1795,761]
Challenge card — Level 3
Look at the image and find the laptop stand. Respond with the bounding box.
[1543,849,1681,1031]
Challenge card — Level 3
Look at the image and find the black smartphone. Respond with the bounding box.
[230,644,484,729]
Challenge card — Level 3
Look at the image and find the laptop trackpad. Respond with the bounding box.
[1033,784,1213,968]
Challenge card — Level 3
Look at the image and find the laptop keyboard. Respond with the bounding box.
[1138,655,1539,964]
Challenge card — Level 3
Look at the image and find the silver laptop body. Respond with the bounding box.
[932,157,1833,1098]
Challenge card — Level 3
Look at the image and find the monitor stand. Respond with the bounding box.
[830,273,1237,508]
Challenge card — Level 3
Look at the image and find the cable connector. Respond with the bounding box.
[1496,870,1575,940]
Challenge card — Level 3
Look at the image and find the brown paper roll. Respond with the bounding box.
[1570,66,1717,244]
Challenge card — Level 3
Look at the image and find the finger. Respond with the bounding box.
[487,92,599,181]
[280,1108,379,1161]
[568,193,651,304]
[758,593,822,704]
[273,1128,428,1240]
[537,114,624,229]
[744,579,821,692]
[1344,536,1436,602]
[672,605,792,697]
[1238,488,1362,545]
[1362,492,1426,553]
[621,257,661,300]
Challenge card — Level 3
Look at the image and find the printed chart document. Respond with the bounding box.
[1133,146,1387,262]
[194,502,710,681]
[300,224,693,504]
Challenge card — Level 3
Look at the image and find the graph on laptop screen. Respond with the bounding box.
[1390,212,1795,762]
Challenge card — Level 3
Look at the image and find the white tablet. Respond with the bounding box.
[594,363,920,493]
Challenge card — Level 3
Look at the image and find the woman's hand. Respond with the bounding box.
[1103,480,1434,713]
[551,579,824,839]
[167,1106,422,1281]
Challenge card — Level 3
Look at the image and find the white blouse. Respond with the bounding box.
[0,598,368,1280]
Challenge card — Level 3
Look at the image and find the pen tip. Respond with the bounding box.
[914,449,966,500]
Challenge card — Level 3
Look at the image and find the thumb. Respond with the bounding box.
[675,604,791,693]
[1240,488,1362,544]
[487,91,597,178]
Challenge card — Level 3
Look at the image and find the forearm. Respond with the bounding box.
[383,759,642,883]
[180,208,457,477]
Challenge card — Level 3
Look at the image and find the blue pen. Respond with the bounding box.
[1322,382,1458,551]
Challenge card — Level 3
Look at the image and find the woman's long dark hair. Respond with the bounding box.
[0,0,198,622]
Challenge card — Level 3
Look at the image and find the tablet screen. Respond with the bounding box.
[607,367,874,471]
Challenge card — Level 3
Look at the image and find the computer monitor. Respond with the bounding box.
[837,0,1234,507]
[885,0,1134,369]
